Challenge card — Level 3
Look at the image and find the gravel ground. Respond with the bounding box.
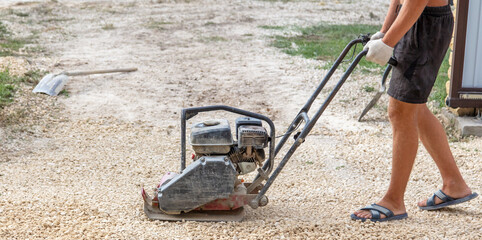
[0,0,481,239]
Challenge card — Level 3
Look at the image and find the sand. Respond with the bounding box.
[0,0,480,239]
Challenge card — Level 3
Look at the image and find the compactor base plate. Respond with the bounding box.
[143,202,245,222]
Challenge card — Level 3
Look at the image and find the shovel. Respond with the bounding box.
[33,67,138,96]
[358,64,392,122]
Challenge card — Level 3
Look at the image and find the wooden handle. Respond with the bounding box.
[65,68,138,76]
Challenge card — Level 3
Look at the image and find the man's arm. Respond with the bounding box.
[380,0,400,34]
[382,0,429,47]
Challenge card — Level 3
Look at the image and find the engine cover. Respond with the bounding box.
[157,156,237,214]
[190,119,233,154]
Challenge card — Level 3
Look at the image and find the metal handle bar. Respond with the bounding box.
[256,36,374,179]
[250,49,374,209]
[272,55,397,163]
[258,36,368,175]
[250,51,398,208]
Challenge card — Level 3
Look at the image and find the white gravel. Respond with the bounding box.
[0,0,480,239]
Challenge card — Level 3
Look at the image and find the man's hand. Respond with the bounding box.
[370,31,385,41]
[364,39,394,65]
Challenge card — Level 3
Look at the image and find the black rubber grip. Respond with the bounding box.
[388,57,398,66]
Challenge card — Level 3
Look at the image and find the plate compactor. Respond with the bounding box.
[142,35,397,222]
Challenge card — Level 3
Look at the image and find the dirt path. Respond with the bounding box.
[1,0,481,239]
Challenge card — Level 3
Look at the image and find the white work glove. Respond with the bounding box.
[364,39,394,65]
[370,31,385,41]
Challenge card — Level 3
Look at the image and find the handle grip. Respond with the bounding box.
[361,49,397,66]
[388,57,398,66]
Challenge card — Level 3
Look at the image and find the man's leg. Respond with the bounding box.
[416,105,472,206]
[354,97,418,219]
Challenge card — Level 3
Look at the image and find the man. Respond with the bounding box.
[351,0,478,222]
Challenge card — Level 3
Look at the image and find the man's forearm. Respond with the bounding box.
[382,0,429,47]
[380,0,400,34]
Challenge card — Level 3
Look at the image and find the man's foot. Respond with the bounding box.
[418,186,472,208]
[352,199,407,221]
[418,189,478,210]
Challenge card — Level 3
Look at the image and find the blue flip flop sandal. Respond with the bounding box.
[351,203,408,222]
[419,190,479,211]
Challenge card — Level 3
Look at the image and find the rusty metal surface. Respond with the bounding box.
[198,194,257,211]
[142,185,247,222]
[143,202,245,222]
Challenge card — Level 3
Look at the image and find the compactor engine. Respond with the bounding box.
[142,117,269,217]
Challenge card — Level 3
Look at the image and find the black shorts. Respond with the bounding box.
[387,5,454,104]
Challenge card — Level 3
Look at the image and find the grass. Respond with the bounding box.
[39,17,74,23]
[146,20,172,30]
[59,89,70,97]
[101,23,115,30]
[259,25,286,30]
[0,69,17,108]
[0,22,9,40]
[363,85,376,93]
[200,36,228,42]
[0,21,37,57]
[8,10,30,17]
[272,22,452,108]
[429,51,451,107]
[272,23,383,71]
[0,38,32,56]
[19,70,47,85]
[0,19,44,109]
[0,69,46,109]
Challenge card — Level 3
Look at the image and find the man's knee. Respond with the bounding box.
[388,97,419,124]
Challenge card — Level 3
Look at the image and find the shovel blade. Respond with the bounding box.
[33,74,69,96]
[358,65,392,122]
[358,92,383,122]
